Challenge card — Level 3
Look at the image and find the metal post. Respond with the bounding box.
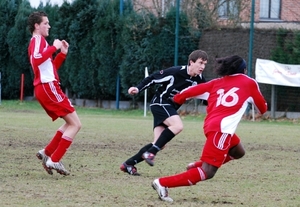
[248,0,255,77]
[116,0,123,110]
[0,72,1,105]
[116,74,120,109]
[271,85,277,119]
[20,73,24,102]
[120,0,123,15]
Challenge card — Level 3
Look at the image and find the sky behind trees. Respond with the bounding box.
[29,0,69,8]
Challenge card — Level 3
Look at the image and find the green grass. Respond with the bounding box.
[0,100,300,207]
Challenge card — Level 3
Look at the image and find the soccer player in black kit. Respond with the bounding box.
[120,50,208,175]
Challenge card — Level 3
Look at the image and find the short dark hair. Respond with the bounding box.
[188,50,208,65]
[214,55,246,76]
[27,11,48,34]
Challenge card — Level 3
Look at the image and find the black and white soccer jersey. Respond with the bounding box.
[135,65,206,109]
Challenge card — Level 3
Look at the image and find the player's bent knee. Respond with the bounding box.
[234,150,245,159]
[187,168,207,185]
[175,124,184,134]
[237,151,245,159]
[205,171,216,179]
[201,164,218,180]
[77,122,82,130]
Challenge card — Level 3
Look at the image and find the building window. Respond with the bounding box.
[218,0,239,19]
[260,0,281,19]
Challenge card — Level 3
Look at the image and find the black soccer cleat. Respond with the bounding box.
[120,163,140,176]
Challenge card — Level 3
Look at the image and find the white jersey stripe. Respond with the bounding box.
[33,35,42,59]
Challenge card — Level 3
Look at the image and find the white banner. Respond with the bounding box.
[255,58,300,87]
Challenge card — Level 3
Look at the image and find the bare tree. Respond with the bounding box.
[132,0,251,29]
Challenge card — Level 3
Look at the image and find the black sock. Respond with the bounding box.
[148,128,175,155]
[125,143,153,165]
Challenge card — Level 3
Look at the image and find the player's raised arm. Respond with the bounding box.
[173,82,210,105]
[251,81,268,114]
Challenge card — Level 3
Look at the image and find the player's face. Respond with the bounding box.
[35,16,51,37]
[189,58,207,77]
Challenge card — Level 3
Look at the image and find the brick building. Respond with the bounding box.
[133,0,300,30]
[243,0,300,29]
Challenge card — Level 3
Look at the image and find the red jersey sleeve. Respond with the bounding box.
[250,81,268,114]
[173,82,212,105]
[29,35,57,67]
[28,35,64,85]
[53,52,67,70]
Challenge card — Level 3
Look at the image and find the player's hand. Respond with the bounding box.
[128,87,139,95]
[173,93,185,105]
[53,39,62,50]
[168,97,181,109]
[61,40,69,54]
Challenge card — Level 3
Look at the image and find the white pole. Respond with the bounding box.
[144,67,149,117]
[162,0,165,17]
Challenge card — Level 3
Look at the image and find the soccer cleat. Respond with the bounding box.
[186,160,203,170]
[152,179,173,202]
[44,158,70,176]
[36,149,53,175]
[36,149,47,162]
[142,152,155,166]
[120,163,140,176]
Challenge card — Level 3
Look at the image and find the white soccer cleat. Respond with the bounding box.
[36,149,53,175]
[44,158,70,176]
[152,179,173,202]
[36,149,47,162]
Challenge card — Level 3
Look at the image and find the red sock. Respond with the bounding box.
[223,155,234,165]
[51,136,73,162]
[44,130,63,156]
[193,160,203,168]
[159,167,207,188]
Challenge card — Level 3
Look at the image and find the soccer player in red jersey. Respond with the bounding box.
[151,55,268,202]
[27,11,81,175]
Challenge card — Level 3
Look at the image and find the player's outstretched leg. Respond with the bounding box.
[152,179,173,202]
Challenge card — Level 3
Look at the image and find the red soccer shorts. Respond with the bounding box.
[200,131,240,168]
[34,81,75,121]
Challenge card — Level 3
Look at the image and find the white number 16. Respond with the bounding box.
[216,87,239,107]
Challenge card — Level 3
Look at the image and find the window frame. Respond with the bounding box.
[218,0,239,19]
[259,0,281,20]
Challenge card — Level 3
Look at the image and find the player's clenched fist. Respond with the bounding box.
[61,40,69,54]
[53,39,62,50]
[128,87,139,95]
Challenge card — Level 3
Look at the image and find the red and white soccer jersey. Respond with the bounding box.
[28,35,65,86]
[174,74,267,135]
[28,35,74,121]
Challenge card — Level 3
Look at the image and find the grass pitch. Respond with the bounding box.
[0,100,299,207]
